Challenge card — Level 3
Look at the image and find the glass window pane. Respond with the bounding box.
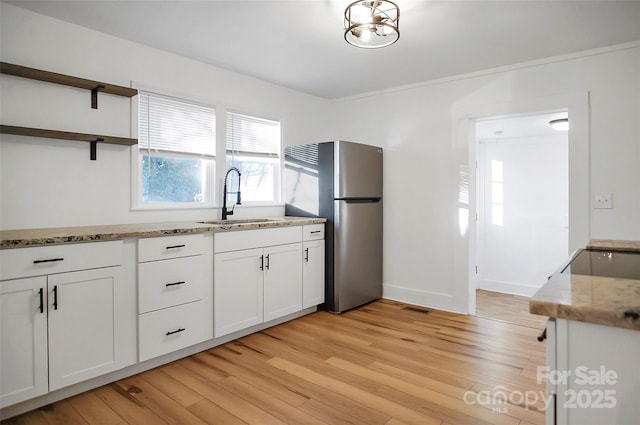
[226,159,275,202]
[142,155,210,203]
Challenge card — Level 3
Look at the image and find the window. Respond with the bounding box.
[137,91,216,207]
[226,112,281,204]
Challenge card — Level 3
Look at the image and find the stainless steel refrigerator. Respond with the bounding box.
[285,140,383,313]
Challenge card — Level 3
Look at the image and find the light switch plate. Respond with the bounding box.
[594,192,613,209]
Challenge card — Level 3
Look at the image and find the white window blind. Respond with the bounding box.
[226,112,280,157]
[139,91,216,156]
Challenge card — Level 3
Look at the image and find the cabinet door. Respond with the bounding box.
[303,240,325,309]
[264,243,302,322]
[47,266,125,390]
[0,277,48,408]
[214,248,263,337]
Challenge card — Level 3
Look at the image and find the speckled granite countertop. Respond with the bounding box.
[586,239,640,252]
[530,239,640,330]
[0,217,326,248]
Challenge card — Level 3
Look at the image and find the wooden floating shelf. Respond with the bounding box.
[0,125,137,160]
[0,125,137,146]
[0,62,138,160]
[0,62,137,98]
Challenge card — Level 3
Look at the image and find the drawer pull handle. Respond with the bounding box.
[537,328,547,342]
[165,244,186,250]
[52,285,58,310]
[165,281,186,287]
[260,255,264,270]
[305,248,309,262]
[38,288,44,314]
[265,254,270,270]
[33,257,64,264]
[310,230,321,234]
[166,328,186,336]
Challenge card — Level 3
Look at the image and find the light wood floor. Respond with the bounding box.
[475,289,548,330]
[3,298,547,425]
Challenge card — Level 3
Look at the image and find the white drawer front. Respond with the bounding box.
[138,300,212,361]
[138,256,207,313]
[215,226,302,253]
[0,240,123,280]
[138,233,208,262]
[303,224,325,241]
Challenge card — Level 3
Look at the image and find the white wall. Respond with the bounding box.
[477,134,568,296]
[0,3,331,230]
[328,44,640,313]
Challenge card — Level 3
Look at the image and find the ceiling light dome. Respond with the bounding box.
[344,0,400,49]
[549,118,569,131]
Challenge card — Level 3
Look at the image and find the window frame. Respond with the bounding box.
[225,110,282,206]
[131,89,217,211]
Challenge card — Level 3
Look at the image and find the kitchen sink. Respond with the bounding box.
[197,218,274,225]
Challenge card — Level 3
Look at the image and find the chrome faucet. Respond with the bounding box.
[222,167,242,220]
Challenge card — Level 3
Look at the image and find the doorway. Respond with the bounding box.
[474,111,569,321]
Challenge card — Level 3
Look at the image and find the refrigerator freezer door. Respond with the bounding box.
[333,199,383,312]
[335,141,383,199]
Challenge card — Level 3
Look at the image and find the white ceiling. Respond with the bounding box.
[475,111,569,141]
[6,0,640,99]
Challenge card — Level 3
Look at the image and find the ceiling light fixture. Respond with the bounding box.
[344,0,400,49]
[549,118,569,131]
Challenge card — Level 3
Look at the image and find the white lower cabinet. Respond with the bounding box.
[214,243,302,337]
[302,239,325,309]
[214,227,307,338]
[0,277,48,408]
[214,248,264,337]
[137,233,213,362]
[547,318,640,425]
[263,243,303,322]
[138,300,211,361]
[47,267,127,391]
[1,240,131,408]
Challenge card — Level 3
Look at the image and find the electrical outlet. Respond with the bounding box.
[594,193,613,209]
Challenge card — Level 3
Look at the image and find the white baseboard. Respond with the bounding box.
[383,284,464,314]
[477,279,541,297]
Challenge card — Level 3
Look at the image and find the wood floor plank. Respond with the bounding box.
[2,295,546,425]
[213,343,392,425]
[162,361,287,425]
[114,376,207,425]
[186,399,247,425]
[267,356,442,425]
[325,356,518,425]
[66,392,123,425]
[93,384,169,425]
[38,401,89,425]
[137,368,204,408]
[217,376,330,425]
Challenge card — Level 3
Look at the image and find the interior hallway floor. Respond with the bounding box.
[475,289,549,330]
